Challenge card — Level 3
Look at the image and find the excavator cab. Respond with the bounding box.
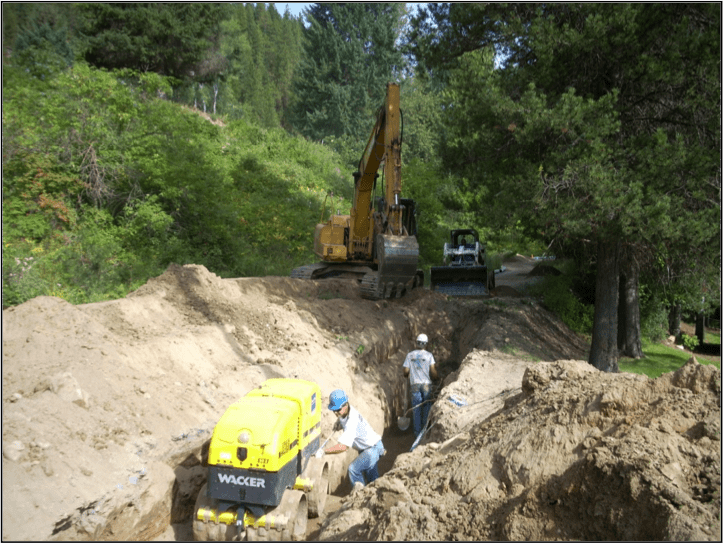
[400,198,419,237]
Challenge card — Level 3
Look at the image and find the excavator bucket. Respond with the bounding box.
[360,234,420,299]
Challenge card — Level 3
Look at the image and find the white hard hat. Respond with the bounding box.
[416,334,428,344]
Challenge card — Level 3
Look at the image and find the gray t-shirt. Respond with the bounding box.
[403,349,435,386]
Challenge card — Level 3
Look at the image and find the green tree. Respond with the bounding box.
[14,8,74,63]
[290,2,406,142]
[3,3,80,81]
[399,77,445,164]
[77,3,224,79]
[409,3,721,371]
[170,3,303,127]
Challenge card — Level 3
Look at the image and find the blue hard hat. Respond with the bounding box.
[328,389,348,411]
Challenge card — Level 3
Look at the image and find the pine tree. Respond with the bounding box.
[290,3,406,142]
[78,3,224,79]
[409,3,720,371]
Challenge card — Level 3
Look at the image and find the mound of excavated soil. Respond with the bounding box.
[2,265,418,541]
[490,285,522,297]
[528,262,562,276]
[2,261,720,542]
[317,358,721,541]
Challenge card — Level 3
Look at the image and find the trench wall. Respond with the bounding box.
[161,299,459,539]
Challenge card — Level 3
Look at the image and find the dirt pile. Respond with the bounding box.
[2,265,421,541]
[317,358,721,541]
[2,259,720,541]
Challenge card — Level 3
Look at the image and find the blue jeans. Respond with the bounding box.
[411,383,432,436]
[348,440,384,487]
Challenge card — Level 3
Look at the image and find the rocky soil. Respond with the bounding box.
[2,256,720,541]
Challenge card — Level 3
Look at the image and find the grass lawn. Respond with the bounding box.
[620,327,721,379]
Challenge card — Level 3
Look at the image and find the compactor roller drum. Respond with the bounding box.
[192,379,329,542]
[192,483,240,542]
[303,456,329,518]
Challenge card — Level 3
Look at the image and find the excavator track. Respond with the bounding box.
[291,263,374,282]
[289,263,328,280]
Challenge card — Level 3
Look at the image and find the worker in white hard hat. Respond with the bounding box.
[403,333,438,436]
[315,389,385,491]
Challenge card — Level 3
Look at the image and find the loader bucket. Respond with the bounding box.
[430,265,489,296]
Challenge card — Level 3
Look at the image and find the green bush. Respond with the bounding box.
[485,252,503,273]
[2,60,358,307]
[2,244,50,308]
[680,333,700,351]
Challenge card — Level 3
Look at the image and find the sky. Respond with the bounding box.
[284,3,311,17]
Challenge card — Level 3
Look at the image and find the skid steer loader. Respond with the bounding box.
[430,229,495,295]
[193,379,330,541]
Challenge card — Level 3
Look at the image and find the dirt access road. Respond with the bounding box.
[2,256,720,541]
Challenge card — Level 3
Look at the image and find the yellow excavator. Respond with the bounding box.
[291,83,423,299]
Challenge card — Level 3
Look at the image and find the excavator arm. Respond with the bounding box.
[349,83,404,260]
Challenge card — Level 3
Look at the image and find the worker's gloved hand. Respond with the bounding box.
[314,448,325,459]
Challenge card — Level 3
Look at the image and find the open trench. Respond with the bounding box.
[146,301,481,541]
[7,261,719,541]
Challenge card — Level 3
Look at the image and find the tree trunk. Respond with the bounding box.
[618,266,644,358]
[213,81,219,115]
[695,311,706,344]
[589,239,620,372]
[668,303,682,338]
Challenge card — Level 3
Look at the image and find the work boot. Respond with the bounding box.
[352,481,364,494]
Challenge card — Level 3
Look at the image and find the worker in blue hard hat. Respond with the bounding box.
[403,333,438,436]
[315,388,385,492]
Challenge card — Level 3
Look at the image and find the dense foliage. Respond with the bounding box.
[407,3,721,369]
[2,60,348,306]
[409,3,719,271]
[78,3,225,79]
[3,2,719,367]
[289,3,406,143]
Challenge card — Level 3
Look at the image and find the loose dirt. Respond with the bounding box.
[2,256,720,541]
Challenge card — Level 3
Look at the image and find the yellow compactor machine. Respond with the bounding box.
[193,379,329,541]
[291,82,423,299]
